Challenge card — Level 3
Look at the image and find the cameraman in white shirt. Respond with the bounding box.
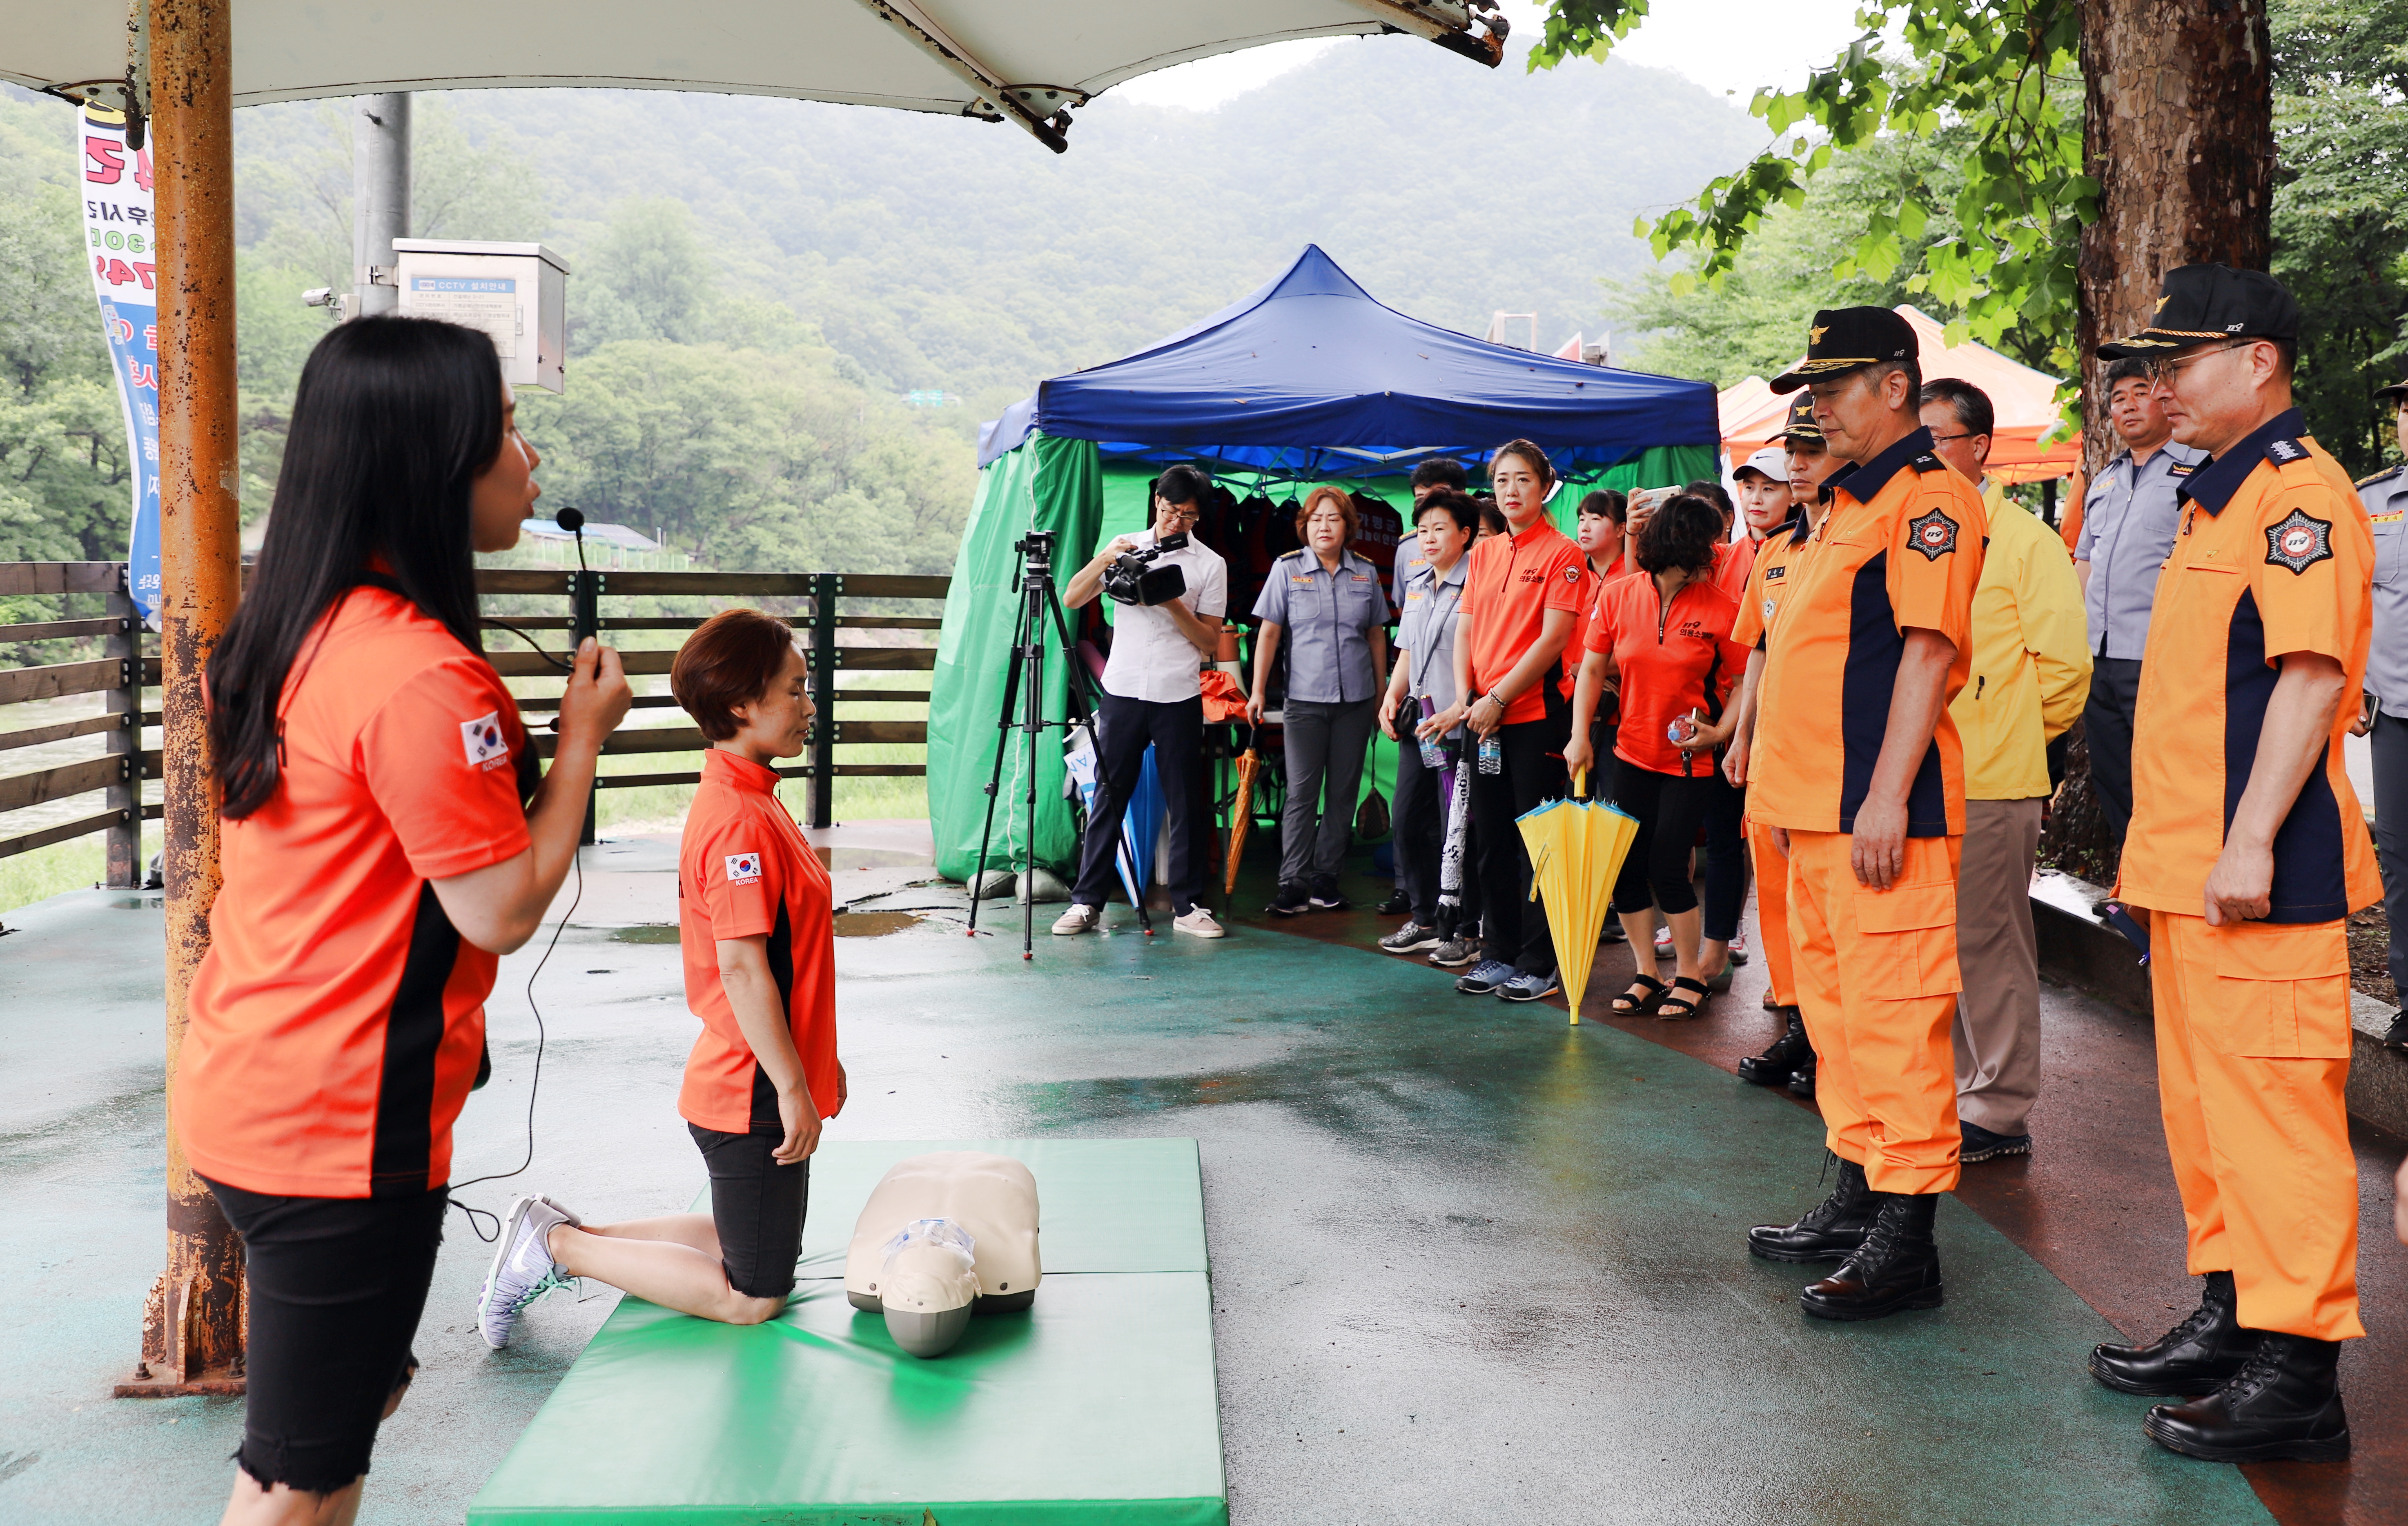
[1053,464,1230,938]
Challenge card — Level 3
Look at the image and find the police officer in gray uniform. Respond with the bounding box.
[2356,360,2408,1053]
[2074,356,2209,843]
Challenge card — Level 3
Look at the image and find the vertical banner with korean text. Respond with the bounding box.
[79,107,161,620]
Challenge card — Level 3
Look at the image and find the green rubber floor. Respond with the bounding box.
[468,1139,1223,1526]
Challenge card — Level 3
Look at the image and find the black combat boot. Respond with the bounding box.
[1787,1046,1817,1098]
[1747,1157,1875,1262]
[2143,1332,2350,1463]
[2089,1270,2255,1397]
[1737,1008,1810,1086]
[1798,1191,1944,1321]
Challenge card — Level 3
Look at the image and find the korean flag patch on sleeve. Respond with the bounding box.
[724,852,763,886]
[460,712,509,770]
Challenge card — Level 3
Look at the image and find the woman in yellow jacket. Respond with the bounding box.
[1921,380,2092,1161]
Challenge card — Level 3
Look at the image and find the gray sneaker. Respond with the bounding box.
[1050,903,1100,936]
[1379,920,1441,954]
[477,1194,580,1349]
[1495,968,1562,1003]
[1427,936,1480,968]
[1172,906,1225,939]
[1455,958,1518,994]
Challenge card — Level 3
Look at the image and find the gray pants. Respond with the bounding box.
[2372,713,2408,994]
[1279,697,1377,888]
[1952,796,2045,1136]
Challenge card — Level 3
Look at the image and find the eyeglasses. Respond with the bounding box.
[1925,431,1986,445]
[2146,341,2252,385]
[1156,505,1202,523]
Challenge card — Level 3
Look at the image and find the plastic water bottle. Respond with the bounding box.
[1418,731,1444,770]
[1477,733,1502,775]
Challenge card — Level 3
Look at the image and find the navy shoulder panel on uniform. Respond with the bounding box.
[2357,464,2404,490]
[2264,436,2312,466]
[1909,452,1948,474]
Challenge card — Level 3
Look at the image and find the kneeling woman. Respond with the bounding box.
[478,610,846,1343]
[174,316,631,1525]
[1564,495,1749,1020]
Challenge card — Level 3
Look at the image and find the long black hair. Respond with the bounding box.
[209,316,505,819]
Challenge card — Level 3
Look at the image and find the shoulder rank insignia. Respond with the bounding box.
[2264,507,2335,574]
[1907,506,1960,561]
[2265,437,2310,465]
[2358,464,2404,489]
[1909,452,1945,472]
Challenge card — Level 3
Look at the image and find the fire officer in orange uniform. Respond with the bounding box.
[2084,266,2373,1464]
[1740,308,1988,1321]
[1724,396,1840,1096]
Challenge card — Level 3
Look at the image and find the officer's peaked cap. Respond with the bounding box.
[2097,265,2300,359]
[1769,307,1918,395]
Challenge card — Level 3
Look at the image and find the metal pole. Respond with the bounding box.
[811,573,839,830]
[119,0,246,1399]
[351,93,410,318]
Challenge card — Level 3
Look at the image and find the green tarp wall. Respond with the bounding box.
[929,434,1105,881]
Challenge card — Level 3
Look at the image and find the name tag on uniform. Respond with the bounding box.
[1406,589,1426,602]
[1764,565,1786,581]
[1290,574,1315,585]
[1350,573,1372,583]
[2371,511,2405,525]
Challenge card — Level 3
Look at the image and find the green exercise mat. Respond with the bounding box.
[791,1137,1207,1281]
[469,1139,1225,1526]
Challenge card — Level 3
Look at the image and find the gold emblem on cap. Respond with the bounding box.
[2155,294,2171,314]
[1809,325,1828,345]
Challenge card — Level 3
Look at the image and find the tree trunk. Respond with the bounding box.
[2047,0,2275,879]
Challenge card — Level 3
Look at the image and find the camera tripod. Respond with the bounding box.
[967,531,1153,959]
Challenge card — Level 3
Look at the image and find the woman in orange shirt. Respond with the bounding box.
[177,316,630,1524]
[1565,495,1750,1019]
[476,610,846,1345]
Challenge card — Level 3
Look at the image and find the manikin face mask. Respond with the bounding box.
[877,1219,980,1357]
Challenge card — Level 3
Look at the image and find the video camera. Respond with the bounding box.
[1100,532,1190,607]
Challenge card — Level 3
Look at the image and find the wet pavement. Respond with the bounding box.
[0,839,2399,1524]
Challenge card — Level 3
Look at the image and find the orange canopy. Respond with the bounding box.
[1719,306,2078,485]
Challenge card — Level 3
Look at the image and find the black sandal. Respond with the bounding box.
[1657,975,1712,1020]
[1612,973,1668,1014]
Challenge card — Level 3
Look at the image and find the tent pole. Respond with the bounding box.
[119,0,247,1400]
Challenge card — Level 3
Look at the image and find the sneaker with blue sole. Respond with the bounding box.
[1495,968,1561,1002]
[1455,958,1518,994]
[477,1193,581,1349]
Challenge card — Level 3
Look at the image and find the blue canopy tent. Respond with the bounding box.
[931,246,1721,883]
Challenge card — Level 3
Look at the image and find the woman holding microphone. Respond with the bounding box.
[1565,494,1749,1019]
[174,317,630,1525]
[1250,486,1391,915]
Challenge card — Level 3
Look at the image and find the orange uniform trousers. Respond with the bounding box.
[2144,910,2363,1342]
[1748,815,1796,1008]
[1784,830,1963,1194]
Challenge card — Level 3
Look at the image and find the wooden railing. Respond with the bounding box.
[0,565,947,873]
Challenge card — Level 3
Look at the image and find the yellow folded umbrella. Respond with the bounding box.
[1223,733,1262,897]
[1517,770,1640,1025]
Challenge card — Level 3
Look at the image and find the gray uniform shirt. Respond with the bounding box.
[2363,465,2408,709]
[1252,547,1390,704]
[1395,554,1469,731]
[2077,439,2208,660]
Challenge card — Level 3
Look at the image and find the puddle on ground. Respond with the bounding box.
[833,910,924,937]
[611,925,680,944]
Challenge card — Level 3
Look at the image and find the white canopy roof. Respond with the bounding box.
[7,0,1504,151]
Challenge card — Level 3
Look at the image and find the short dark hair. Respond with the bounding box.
[674,608,800,741]
[1682,479,1735,528]
[1634,495,1723,577]
[1411,458,1470,492]
[1489,438,1557,490]
[1475,499,1509,536]
[1154,464,1212,507]
[1864,358,1923,406]
[1919,377,1995,440]
[2104,357,2153,390]
[1415,487,1481,536]
[1577,489,1627,525]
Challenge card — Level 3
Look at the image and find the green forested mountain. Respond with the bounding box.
[3,39,1764,576]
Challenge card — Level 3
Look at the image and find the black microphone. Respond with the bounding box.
[553,507,584,535]
[555,508,597,645]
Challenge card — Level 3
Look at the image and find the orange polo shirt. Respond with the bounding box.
[1749,428,1987,837]
[678,747,842,1133]
[177,585,532,1197]
[1732,513,1815,651]
[2116,410,2381,923]
[1459,517,1587,725]
[1710,533,1758,603]
[1587,573,1748,777]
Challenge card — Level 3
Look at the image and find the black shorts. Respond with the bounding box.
[688,1123,810,1299]
[203,1178,447,1494]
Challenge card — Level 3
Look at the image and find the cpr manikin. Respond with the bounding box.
[846,1152,1040,1357]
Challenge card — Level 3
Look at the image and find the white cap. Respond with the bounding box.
[1735,446,1790,481]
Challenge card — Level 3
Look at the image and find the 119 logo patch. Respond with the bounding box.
[2263,508,2334,574]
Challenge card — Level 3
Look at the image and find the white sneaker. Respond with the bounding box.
[476,1194,579,1349]
[1051,903,1100,936]
[1654,925,1673,957]
[1728,930,1750,965]
[1172,906,1225,939]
